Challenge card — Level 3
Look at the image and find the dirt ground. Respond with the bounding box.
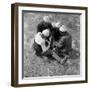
[23,11,80,77]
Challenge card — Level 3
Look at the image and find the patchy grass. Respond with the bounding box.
[23,12,80,77]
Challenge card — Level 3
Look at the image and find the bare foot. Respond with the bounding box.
[60,55,69,65]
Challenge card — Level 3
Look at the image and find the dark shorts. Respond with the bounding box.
[33,41,53,58]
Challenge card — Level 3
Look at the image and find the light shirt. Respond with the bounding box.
[35,32,50,52]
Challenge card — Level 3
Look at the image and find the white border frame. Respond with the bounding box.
[18,6,86,84]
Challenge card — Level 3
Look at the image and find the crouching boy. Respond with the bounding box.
[33,29,52,58]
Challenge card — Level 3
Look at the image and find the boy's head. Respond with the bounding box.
[42,29,50,37]
[59,25,67,32]
[43,16,52,23]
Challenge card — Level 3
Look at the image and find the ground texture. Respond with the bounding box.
[23,12,80,77]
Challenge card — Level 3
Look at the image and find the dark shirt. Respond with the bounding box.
[52,27,61,41]
[58,31,72,52]
[37,21,52,33]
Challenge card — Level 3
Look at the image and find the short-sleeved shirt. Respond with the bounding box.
[34,32,50,53]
